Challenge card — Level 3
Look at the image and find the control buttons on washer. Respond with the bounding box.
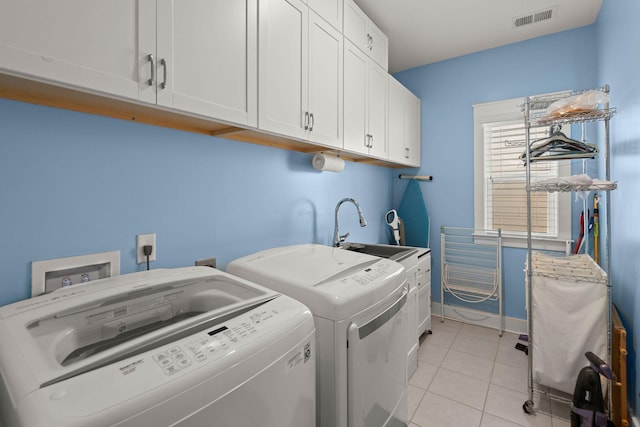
[163,364,178,375]
[153,309,274,375]
[154,347,191,375]
[250,313,263,325]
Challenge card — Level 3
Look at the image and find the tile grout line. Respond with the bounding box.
[434,321,488,427]
[413,321,546,427]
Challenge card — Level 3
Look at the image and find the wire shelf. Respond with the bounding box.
[524,88,616,127]
[531,108,616,127]
[529,181,617,193]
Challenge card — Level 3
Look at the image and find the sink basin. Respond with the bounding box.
[340,243,417,261]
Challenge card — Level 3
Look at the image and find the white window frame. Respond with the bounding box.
[473,95,572,252]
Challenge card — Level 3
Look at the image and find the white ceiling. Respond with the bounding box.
[354,0,603,73]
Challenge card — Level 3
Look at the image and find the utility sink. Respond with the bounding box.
[339,243,417,262]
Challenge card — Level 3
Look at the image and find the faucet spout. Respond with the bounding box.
[333,198,367,247]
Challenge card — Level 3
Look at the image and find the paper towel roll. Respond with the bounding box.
[312,153,345,172]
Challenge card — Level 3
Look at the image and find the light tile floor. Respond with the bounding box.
[408,317,571,427]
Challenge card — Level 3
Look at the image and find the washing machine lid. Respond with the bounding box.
[0,267,279,398]
[227,244,405,320]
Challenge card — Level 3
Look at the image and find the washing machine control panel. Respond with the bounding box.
[151,307,277,375]
[339,259,398,286]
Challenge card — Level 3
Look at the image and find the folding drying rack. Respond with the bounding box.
[440,226,503,336]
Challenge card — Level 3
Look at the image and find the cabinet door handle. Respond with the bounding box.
[160,58,167,89]
[364,134,370,148]
[368,34,373,50]
[369,134,374,148]
[147,54,155,86]
[405,147,410,158]
[304,111,309,130]
[309,113,314,131]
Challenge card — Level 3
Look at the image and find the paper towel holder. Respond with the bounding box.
[312,151,345,172]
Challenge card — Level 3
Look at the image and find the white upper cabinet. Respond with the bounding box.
[0,0,143,100]
[0,0,418,166]
[258,0,308,140]
[155,0,258,127]
[0,0,258,127]
[405,91,421,166]
[307,11,343,147]
[307,0,342,31]
[343,0,388,71]
[388,76,421,167]
[259,0,342,148]
[344,40,387,158]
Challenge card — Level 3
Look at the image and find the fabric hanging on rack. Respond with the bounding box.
[520,130,598,161]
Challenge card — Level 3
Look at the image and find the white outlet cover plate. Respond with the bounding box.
[31,250,120,297]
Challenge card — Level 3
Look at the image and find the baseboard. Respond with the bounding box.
[432,302,528,335]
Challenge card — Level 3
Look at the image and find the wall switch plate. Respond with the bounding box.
[195,257,217,268]
[137,233,156,264]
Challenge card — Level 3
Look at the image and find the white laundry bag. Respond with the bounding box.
[529,253,608,394]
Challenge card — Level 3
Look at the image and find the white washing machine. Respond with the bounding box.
[0,267,315,427]
[227,244,409,427]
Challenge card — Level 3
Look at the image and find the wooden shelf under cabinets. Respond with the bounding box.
[0,72,406,168]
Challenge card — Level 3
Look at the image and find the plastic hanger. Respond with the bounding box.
[520,125,598,161]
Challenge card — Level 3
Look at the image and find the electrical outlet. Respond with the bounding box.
[195,257,217,268]
[136,233,156,264]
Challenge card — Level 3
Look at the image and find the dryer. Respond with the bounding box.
[0,267,315,427]
[227,244,409,427]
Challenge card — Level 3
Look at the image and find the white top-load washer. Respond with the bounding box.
[0,267,315,427]
[227,244,409,427]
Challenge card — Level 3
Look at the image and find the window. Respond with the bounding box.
[473,96,571,251]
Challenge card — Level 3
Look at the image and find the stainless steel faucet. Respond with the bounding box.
[333,198,367,247]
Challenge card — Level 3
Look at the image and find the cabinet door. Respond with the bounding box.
[0,0,146,101]
[367,63,388,159]
[343,0,388,71]
[368,21,388,71]
[343,40,368,155]
[258,0,308,139]
[307,0,342,31]
[307,12,342,148]
[388,77,421,166]
[405,92,421,167]
[157,0,257,127]
[343,0,369,53]
[388,77,407,163]
[417,253,432,335]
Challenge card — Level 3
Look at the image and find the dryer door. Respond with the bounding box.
[347,286,409,427]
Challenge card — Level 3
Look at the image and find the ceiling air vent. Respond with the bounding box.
[513,6,557,28]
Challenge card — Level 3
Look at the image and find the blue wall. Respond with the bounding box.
[0,100,394,305]
[2,5,638,413]
[596,0,640,414]
[393,26,598,320]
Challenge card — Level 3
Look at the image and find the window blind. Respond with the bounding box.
[483,121,559,236]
